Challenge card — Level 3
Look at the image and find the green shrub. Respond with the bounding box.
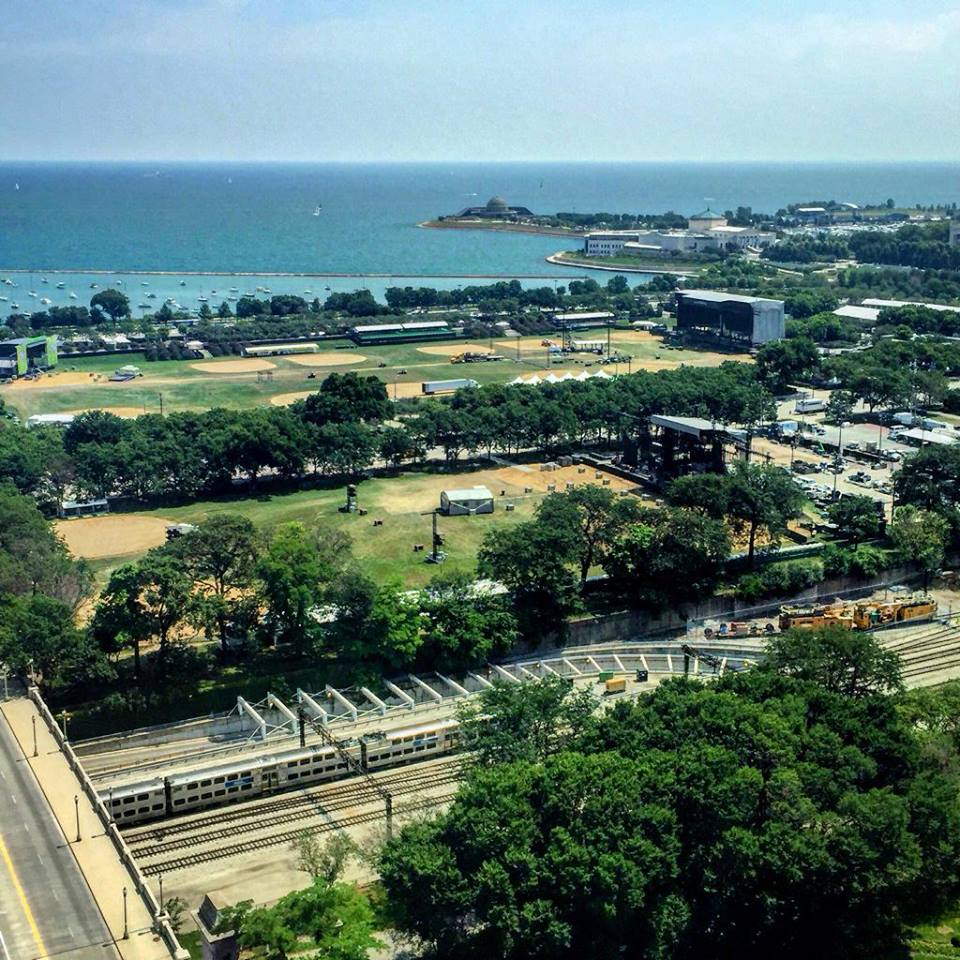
[734,558,824,601]
[823,544,889,579]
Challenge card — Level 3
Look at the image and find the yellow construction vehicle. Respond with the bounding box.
[779,595,937,632]
[778,603,855,632]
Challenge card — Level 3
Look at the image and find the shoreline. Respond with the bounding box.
[0,268,589,280]
[418,219,585,238]
[545,253,698,277]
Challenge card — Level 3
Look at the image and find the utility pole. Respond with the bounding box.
[420,509,444,564]
[302,715,394,839]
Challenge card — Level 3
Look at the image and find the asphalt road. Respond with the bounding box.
[0,708,116,960]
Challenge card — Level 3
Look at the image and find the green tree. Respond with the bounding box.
[825,388,855,425]
[92,549,194,678]
[827,495,884,545]
[888,504,948,587]
[227,880,380,960]
[0,593,111,692]
[536,486,641,588]
[477,519,580,636]
[256,522,330,652]
[761,626,903,696]
[667,461,804,565]
[419,572,518,671]
[457,675,598,767]
[364,581,423,669]
[175,514,258,652]
[384,661,960,960]
[90,288,131,322]
[604,506,731,607]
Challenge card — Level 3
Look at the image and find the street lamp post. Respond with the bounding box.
[31,714,37,757]
[832,421,845,498]
[74,795,81,843]
[123,887,129,940]
[60,709,69,742]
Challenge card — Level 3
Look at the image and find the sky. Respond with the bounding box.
[1,0,958,163]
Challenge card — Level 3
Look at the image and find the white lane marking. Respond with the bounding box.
[21,823,28,834]
[51,888,60,902]
[36,854,43,865]
[0,923,10,960]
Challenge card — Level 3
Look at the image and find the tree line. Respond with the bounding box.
[0,364,773,510]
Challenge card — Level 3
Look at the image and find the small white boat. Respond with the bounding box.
[28,291,37,298]
[0,296,7,302]
[229,287,239,293]
[138,303,150,309]
[1,279,11,285]
[262,287,271,294]
[141,281,149,286]
[227,296,237,302]
[69,292,77,299]
[197,296,209,303]
[55,282,65,289]
[40,277,48,284]
[180,280,186,286]
[90,283,98,289]
[40,297,52,305]
[165,297,176,303]
[10,303,19,310]
[146,292,156,299]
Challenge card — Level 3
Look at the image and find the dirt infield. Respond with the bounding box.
[390,382,427,399]
[5,371,99,389]
[375,461,641,514]
[286,353,367,367]
[56,514,174,559]
[416,343,496,357]
[269,391,316,406]
[189,359,277,374]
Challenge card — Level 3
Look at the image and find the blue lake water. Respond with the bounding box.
[1,161,958,316]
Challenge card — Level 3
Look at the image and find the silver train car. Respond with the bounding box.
[104,717,461,826]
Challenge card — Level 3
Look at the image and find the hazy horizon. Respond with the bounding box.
[2,0,959,164]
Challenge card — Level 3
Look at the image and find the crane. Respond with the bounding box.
[680,643,724,678]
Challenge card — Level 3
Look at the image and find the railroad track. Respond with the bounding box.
[127,770,463,856]
[123,757,465,844]
[138,791,458,876]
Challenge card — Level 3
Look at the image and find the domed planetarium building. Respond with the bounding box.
[449,195,534,220]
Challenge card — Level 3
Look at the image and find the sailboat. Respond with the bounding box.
[313,204,322,216]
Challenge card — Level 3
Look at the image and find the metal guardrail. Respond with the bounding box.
[28,686,190,960]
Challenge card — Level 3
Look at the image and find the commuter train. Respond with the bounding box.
[104,717,461,826]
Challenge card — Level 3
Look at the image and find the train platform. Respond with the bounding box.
[0,694,181,960]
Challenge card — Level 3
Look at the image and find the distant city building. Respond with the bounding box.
[582,210,775,258]
[448,195,534,220]
[676,290,785,347]
[0,335,57,379]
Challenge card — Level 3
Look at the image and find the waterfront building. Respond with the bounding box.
[583,221,776,258]
[447,196,534,220]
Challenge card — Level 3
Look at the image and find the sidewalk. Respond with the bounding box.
[0,697,176,960]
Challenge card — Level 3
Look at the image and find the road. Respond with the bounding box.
[0,706,116,960]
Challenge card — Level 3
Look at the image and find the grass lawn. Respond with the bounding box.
[902,910,960,958]
[3,329,745,419]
